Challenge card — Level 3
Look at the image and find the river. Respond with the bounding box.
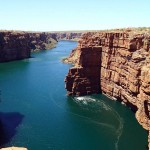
[0,41,148,150]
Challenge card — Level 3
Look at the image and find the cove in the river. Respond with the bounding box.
[0,41,148,150]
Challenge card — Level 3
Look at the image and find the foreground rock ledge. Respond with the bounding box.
[65,31,150,149]
[0,147,27,150]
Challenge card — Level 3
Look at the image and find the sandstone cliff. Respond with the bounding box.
[65,31,150,149]
[55,32,83,41]
[0,31,57,62]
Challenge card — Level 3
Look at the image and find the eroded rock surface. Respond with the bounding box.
[65,46,102,96]
[55,32,82,41]
[0,31,57,62]
[65,31,150,149]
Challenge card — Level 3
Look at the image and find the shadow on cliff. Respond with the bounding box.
[0,112,24,147]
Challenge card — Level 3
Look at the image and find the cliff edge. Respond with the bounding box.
[65,30,150,149]
[0,31,57,62]
[55,32,82,41]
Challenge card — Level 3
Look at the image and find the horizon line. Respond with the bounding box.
[0,26,150,33]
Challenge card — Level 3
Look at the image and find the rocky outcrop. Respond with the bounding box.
[0,147,27,150]
[0,31,57,62]
[65,46,102,96]
[65,31,150,149]
[55,32,82,41]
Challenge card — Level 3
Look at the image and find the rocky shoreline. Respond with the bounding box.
[0,31,58,62]
[0,31,83,63]
[65,30,150,149]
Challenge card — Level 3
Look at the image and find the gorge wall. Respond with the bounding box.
[0,30,83,63]
[55,32,82,41]
[65,31,150,149]
[0,31,57,62]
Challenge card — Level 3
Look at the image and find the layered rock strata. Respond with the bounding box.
[65,31,150,149]
[65,46,102,96]
[0,31,57,62]
[55,32,82,41]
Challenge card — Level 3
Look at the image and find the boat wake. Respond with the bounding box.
[50,93,124,150]
[72,96,124,150]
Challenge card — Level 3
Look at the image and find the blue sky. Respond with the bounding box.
[0,0,150,31]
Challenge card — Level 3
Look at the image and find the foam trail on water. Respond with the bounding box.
[115,117,123,150]
[74,96,124,150]
[50,94,124,149]
[23,58,42,62]
[99,98,124,150]
[69,110,115,130]
[110,109,123,150]
[49,95,115,131]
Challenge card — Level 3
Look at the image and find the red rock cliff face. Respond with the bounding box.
[0,31,57,62]
[55,32,82,41]
[65,46,102,96]
[65,31,150,149]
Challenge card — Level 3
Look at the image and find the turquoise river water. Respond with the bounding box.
[0,41,148,150]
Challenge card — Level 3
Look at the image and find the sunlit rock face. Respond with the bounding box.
[0,31,57,62]
[55,32,82,41]
[65,46,102,96]
[65,31,150,149]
